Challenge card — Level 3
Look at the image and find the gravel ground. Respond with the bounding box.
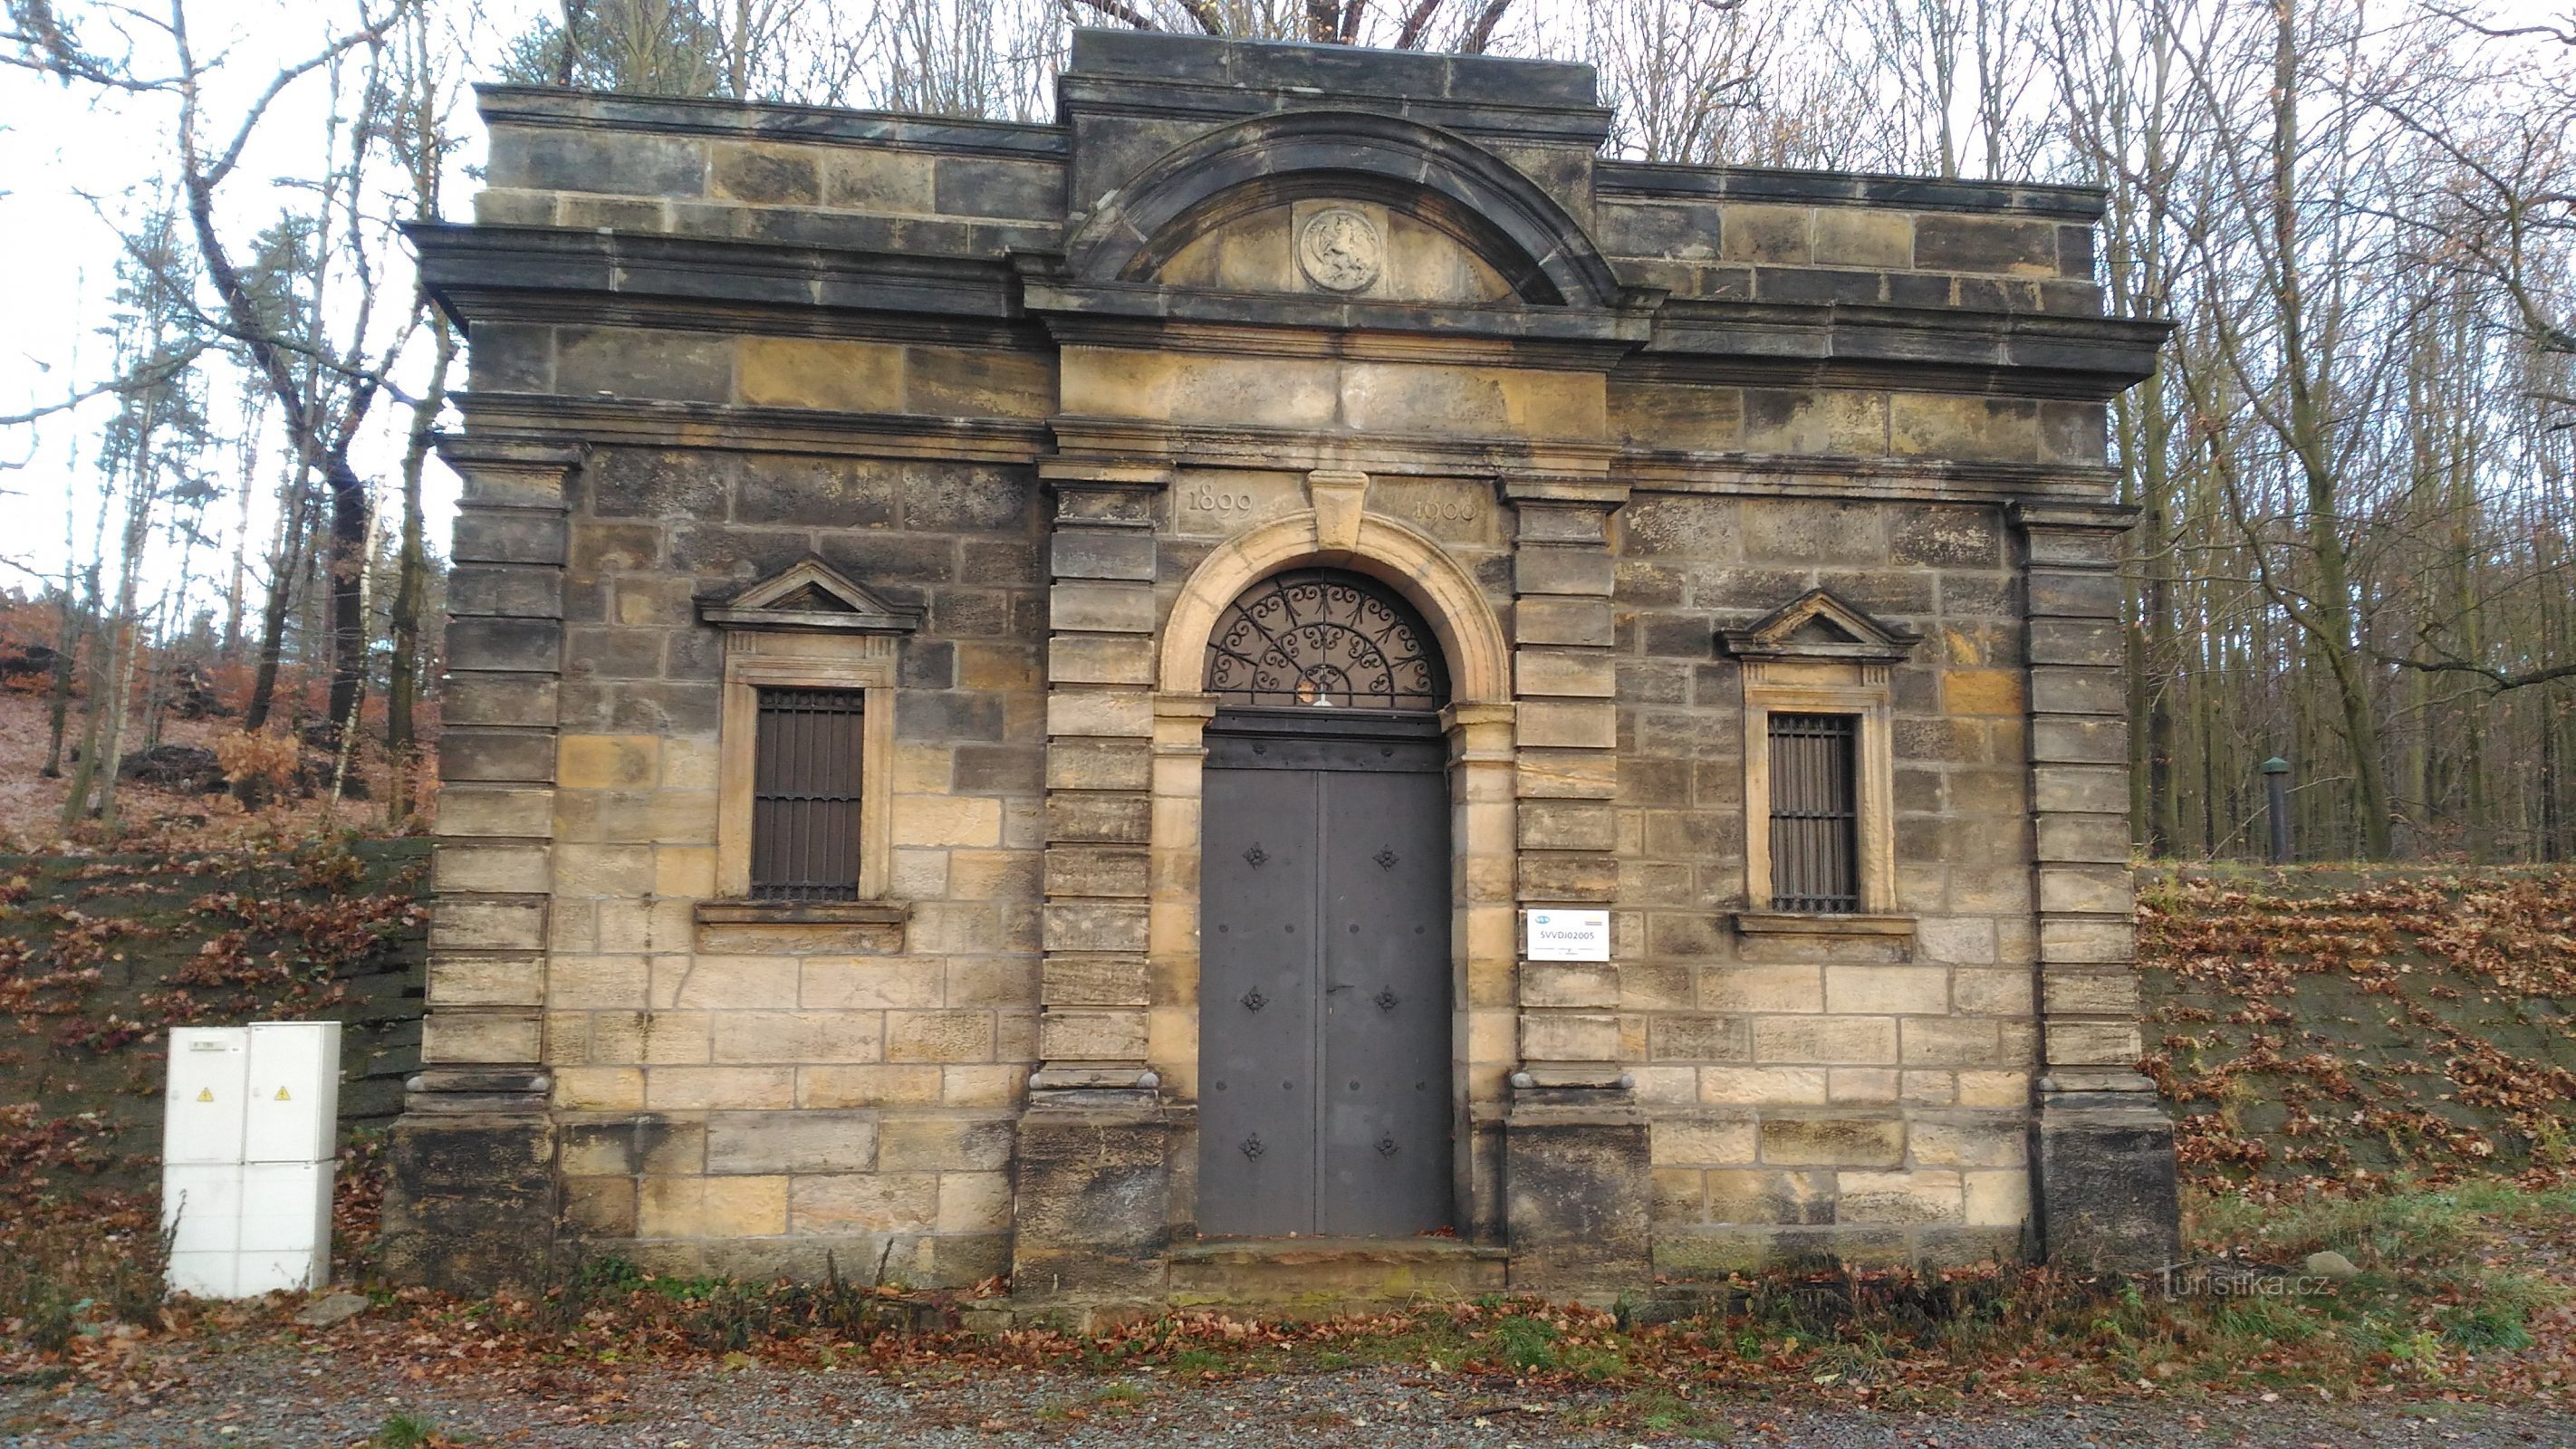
[5,1339,2573,1449]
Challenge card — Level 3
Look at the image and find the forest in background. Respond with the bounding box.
[1,0,2571,861]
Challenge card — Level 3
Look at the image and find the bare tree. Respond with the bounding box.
[1581,0,1798,165]
[869,0,1062,120]
[2043,0,2189,852]
[1820,0,2048,178]
[383,0,466,827]
[2164,0,2412,857]
[1056,0,1532,54]
[61,197,210,828]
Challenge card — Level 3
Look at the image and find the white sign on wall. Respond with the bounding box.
[1524,909,1611,962]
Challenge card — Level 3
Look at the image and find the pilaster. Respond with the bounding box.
[383,435,581,1292]
[1033,462,1168,1091]
[1504,476,1629,1085]
[1013,461,1181,1303]
[1500,475,1649,1291]
[2012,499,2180,1274]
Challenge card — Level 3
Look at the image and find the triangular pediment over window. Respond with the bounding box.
[1718,589,1921,665]
[697,556,921,634]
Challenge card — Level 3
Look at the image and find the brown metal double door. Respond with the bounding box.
[1197,714,1453,1238]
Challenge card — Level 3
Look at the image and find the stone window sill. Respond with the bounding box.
[693,899,911,926]
[1731,911,1916,942]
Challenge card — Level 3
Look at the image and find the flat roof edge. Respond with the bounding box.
[1600,161,2107,220]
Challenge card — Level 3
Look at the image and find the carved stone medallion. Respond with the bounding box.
[1296,206,1383,293]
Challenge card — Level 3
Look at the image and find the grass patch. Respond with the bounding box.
[5,1180,2569,1426]
[1627,1388,1734,1440]
[1091,1380,1150,1411]
[247,1180,2556,1416]
[1488,1312,1561,1369]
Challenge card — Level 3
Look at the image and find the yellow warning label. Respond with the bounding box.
[196,1088,215,1103]
[274,1087,291,1101]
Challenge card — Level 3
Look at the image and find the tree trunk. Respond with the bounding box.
[323,444,370,743]
[385,315,451,825]
[223,394,260,660]
[243,528,296,733]
[2139,357,2179,857]
[2542,683,2566,862]
[41,572,89,779]
[90,441,163,832]
[242,453,311,734]
[176,78,382,742]
[58,629,111,831]
[2264,0,2389,859]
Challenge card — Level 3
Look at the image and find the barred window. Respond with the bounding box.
[750,687,866,901]
[1767,713,1859,913]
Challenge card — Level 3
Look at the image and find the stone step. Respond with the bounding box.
[1167,1236,1508,1311]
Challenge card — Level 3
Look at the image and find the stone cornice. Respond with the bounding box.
[1632,302,2170,400]
[476,83,1066,159]
[417,226,2164,398]
[1027,291,1648,368]
[409,222,1031,338]
[2009,498,2144,533]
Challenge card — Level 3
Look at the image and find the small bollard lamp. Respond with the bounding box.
[2260,756,2292,864]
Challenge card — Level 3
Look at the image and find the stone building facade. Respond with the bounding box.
[387,31,2181,1307]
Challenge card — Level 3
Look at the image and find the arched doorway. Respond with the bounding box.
[1195,569,1456,1237]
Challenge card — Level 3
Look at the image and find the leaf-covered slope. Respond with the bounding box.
[0,839,427,1206]
[2139,868,2576,1193]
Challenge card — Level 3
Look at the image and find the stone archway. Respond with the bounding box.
[1154,489,1512,707]
[1147,485,1518,1239]
[1062,109,1624,311]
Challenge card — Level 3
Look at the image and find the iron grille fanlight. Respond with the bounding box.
[1204,569,1449,713]
[750,687,865,902]
[1769,712,1860,913]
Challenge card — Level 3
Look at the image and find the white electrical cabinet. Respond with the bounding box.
[160,1022,341,1298]
[245,1021,341,1162]
[164,1029,249,1165]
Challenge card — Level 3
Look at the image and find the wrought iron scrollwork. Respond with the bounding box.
[1205,569,1448,712]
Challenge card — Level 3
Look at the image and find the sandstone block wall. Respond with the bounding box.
[1598,180,2104,314]
[535,437,1049,1284]
[1610,494,2036,1269]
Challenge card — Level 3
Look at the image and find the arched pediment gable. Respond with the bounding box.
[1065,110,1619,311]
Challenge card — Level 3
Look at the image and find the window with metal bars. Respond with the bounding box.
[1768,713,1860,913]
[750,687,865,901]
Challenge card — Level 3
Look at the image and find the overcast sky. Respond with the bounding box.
[0,0,545,614]
[2,0,2567,620]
